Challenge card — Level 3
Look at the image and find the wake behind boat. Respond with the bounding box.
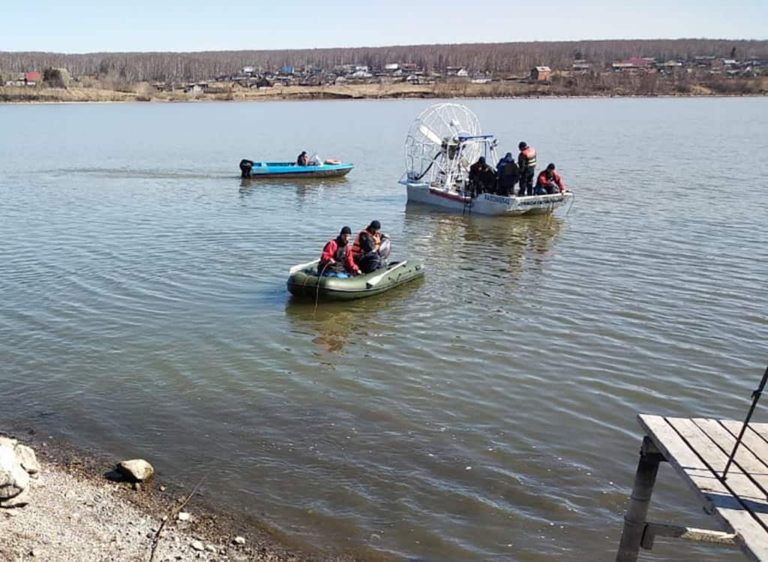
[239,158,353,179]
[399,103,573,216]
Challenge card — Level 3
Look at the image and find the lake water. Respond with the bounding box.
[1,97,767,561]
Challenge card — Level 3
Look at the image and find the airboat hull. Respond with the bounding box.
[404,181,573,216]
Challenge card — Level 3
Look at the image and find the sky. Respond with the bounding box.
[1,0,766,53]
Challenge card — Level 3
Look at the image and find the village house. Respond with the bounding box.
[4,71,41,87]
[657,60,684,75]
[611,57,653,73]
[24,71,41,85]
[572,60,591,72]
[530,66,551,80]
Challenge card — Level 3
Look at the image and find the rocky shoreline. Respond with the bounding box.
[0,429,347,562]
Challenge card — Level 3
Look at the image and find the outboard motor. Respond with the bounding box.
[239,159,254,178]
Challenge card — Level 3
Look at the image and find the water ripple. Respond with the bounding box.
[1,98,767,562]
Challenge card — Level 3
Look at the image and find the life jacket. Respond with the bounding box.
[521,146,537,168]
[352,229,381,258]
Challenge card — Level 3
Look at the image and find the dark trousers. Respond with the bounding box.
[519,168,535,196]
[498,175,518,196]
[358,253,382,274]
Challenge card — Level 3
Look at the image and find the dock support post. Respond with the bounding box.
[616,436,665,562]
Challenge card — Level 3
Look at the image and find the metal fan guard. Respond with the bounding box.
[404,103,481,180]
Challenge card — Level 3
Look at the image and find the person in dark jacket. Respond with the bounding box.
[469,156,497,196]
[319,226,360,278]
[296,151,309,166]
[496,152,520,196]
[352,220,387,274]
[517,141,537,196]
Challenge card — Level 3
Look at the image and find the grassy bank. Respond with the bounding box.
[2,78,767,104]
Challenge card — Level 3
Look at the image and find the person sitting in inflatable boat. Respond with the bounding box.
[319,226,361,278]
[352,220,392,274]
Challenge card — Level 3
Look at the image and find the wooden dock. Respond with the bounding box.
[616,414,768,562]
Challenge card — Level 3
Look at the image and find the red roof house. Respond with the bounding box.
[24,71,41,84]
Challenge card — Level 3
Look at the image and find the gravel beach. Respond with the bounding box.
[0,431,325,562]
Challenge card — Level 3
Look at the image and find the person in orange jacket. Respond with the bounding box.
[535,163,566,194]
[517,141,537,196]
[352,220,387,273]
[319,226,361,278]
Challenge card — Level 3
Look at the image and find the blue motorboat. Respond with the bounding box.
[239,158,353,179]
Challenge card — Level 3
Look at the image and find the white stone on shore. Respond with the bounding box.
[0,443,31,505]
[15,444,40,477]
[177,511,191,521]
[233,536,246,545]
[191,540,204,551]
[116,459,154,482]
[2,486,30,508]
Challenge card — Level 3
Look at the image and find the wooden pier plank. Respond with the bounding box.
[667,418,768,525]
[720,420,768,473]
[639,414,768,562]
[693,418,768,499]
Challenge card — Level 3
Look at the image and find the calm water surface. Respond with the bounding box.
[1,98,767,561]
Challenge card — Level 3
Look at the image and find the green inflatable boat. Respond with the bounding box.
[287,259,424,300]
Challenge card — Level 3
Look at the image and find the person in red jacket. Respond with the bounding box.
[534,163,566,194]
[319,226,361,278]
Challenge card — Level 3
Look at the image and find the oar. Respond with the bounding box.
[289,259,319,275]
[366,261,408,288]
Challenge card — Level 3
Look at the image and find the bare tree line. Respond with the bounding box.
[1,39,767,83]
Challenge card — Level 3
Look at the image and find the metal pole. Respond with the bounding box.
[616,436,664,562]
[723,364,768,479]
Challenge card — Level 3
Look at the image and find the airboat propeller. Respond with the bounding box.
[404,103,482,182]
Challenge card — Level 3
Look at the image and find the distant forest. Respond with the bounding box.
[2,39,768,82]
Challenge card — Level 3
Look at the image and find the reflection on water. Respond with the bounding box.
[286,304,357,355]
[2,98,766,562]
[285,279,425,356]
[404,203,564,287]
[239,176,350,198]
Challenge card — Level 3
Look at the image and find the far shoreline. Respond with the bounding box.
[1,81,767,105]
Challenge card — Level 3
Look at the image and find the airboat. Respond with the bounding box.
[399,103,573,216]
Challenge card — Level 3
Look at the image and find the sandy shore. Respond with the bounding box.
[0,429,340,562]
